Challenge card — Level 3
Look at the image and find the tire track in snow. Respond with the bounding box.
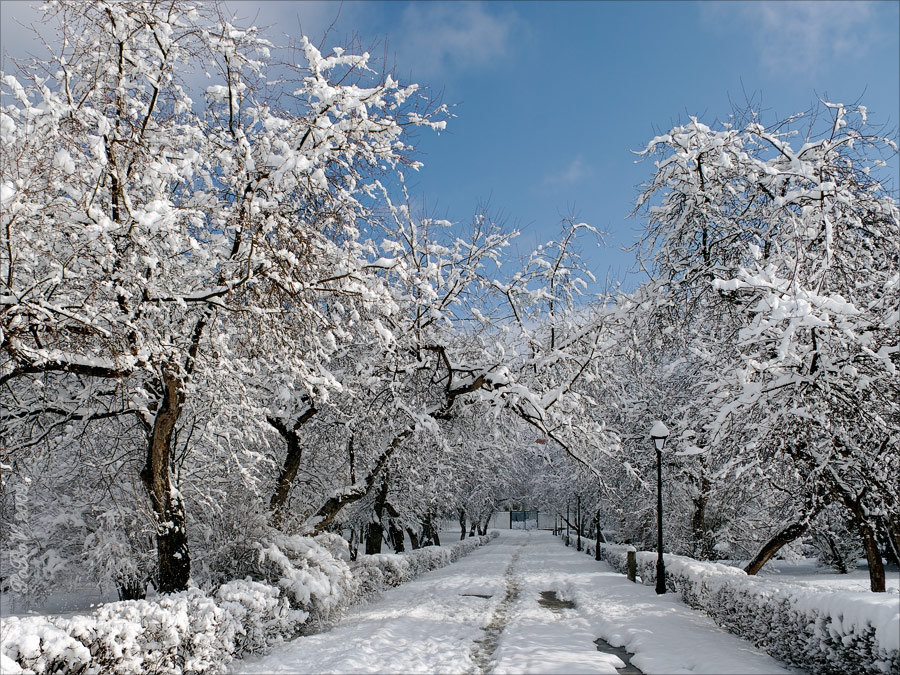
[468,539,525,674]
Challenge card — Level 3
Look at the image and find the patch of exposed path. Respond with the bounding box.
[468,539,525,674]
[594,638,644,674]
[537,590,576,612]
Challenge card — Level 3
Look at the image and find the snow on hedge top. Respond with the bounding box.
[655,551,900,655]
[792,588,900,653]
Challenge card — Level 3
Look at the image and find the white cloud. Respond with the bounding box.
[394,2,521,81]
[544,156,592,189]
[702,1,883,76]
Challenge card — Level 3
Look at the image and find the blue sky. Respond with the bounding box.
[2,0,898,289]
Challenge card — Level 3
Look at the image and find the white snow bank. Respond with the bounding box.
[592,540,899,675]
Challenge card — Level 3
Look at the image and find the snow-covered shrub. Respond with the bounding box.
[250,533,358,630]
[594,541,633,570]
[0,584,289,675]
[313,532,353,563]
[349,533,497,603]
[349,558,388,599]
[595,541,899,675]
[450,531,499,561]
[1,653,26,675]
[62,587,236,674]
[214,579,306,656]
[0,616,92,674]
[355,554,410,588]
[404,546,451,575]
[582,538,604,559]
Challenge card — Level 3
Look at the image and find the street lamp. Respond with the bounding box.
[650,420,670,595]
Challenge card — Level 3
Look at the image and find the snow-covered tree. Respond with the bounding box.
[632,101,899,590]
[1,0,445,594]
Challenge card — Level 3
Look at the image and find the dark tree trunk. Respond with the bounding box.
[477,520,487,536]
[829,479,887,592]
[859,520,886,592]
[595,511,604,561]
[366,475,390,555]
[406,527,421,550]
[348,528,358,561]
[469,522,476,537]
[576,495,582,551]
[140,365,190,594]
[691,476,713,559]
[820,530,850,574]
[458,509,467,540]
[388,520,405,553]
[839,492,886,592]
[744,521,809,575]
[117,578,146,601]
[691,497,707,558]
[365,521,384,555]
[422,514,440,546]
[380,500,405,552]
[267,405,317,528]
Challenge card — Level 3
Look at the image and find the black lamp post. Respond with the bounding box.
[650,420,670,594]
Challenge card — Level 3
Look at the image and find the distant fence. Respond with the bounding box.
[485,511,555,530]
[440,511,556,531]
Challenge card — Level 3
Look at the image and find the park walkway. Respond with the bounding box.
[231,530,797,674]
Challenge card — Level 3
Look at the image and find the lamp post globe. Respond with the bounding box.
[649,420,669,594]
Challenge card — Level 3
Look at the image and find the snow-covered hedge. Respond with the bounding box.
[0,582,298,675]
[450,533,499,560]
[351,533,496,599]
[591,540,899,675]
[0,531,497,674]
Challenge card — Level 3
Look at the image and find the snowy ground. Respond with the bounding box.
[752,559,900,594]
[232,530,798,674]
[0,586,119,619]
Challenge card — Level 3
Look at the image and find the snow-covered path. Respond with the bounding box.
[232,530,797,674]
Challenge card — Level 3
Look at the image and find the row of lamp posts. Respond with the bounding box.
[554,420,670,595]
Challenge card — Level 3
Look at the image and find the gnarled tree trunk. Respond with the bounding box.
[267,405,317,528]
[839,491,886,592]
[140,365,190,594]
[744,520,809,575]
